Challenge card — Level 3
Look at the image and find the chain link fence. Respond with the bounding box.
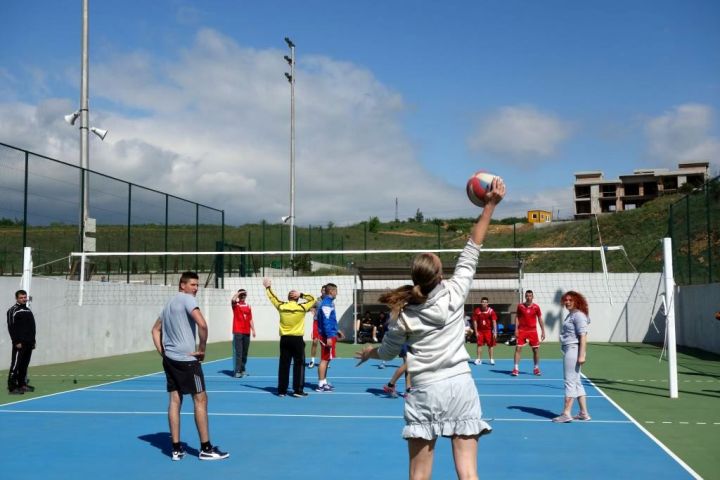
[0,142,224,280]
[668,175,719,286]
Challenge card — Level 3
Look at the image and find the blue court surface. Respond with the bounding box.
[0,358,695,479]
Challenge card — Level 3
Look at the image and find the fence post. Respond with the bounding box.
[685,195,691,284]
[589,218,594,273]
[164,194,169,286]
[195,204,199,272]
[706,183,712,283]
[126,184,132,284]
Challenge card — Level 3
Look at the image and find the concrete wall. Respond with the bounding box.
[2,273,717,366]
[676,283,720,354]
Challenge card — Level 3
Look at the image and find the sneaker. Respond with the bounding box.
[292,391,308,398]
[383,384,398,398]
[473,359,481,365]
[511,368,519,376]
[315,384,333,392]
[552,414,573,423]
[533,367,542,376]
[171,446,186,461]
[378,362,386,370]
[490,359,495,366]
[234,372,242,378]
[308,360,315,369]
[372,337,379,343]
[199,446,229,461]
[277,392,287,397]
[8,389,24,395]
[573,412,592,421]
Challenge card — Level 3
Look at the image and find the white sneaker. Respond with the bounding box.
[308,360,315,369]
[490,359,495,365]
[378,362,386,369]
[473,359,481,365]
[199,446,229,461]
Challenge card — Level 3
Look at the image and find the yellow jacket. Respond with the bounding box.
[265,287,315,336]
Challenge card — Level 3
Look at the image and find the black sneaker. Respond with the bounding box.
[199,446,229,461]
[21,385,35,392]
[171,446,186,461]
[292,391,308,398]
[8,389,24,395]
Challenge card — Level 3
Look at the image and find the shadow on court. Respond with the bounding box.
[138,432,200,459]
[507,405,556,419]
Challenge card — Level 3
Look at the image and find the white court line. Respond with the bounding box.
[0,409,632,423]
[83,388,605,398]
[582,373,703,479]
[0,358,226,408]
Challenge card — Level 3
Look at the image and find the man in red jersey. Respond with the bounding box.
[472,297,497,366]
[511,290,545,376]
[231,289,255,378]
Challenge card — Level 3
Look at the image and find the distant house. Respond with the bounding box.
[527,209,552,223]
[573,162,710,218]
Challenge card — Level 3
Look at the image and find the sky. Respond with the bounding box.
[1,0,719,226]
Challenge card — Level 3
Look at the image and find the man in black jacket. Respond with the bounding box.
[7,289,36,394]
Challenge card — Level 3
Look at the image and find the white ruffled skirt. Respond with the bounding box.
[402,372,492,440]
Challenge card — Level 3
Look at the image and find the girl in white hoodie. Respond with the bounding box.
[356,176,505,480]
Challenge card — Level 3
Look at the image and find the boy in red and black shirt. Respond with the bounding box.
[472,297,497,366]
[231,289,255,377]
[512,290,545,376]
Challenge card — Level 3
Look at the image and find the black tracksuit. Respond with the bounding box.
[7,302,36,391]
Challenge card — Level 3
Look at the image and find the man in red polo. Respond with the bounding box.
[231,289,255,378]
[472,297,497,366]
[512,290,545,376]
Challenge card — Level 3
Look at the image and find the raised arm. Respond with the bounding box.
[469,176,505,246]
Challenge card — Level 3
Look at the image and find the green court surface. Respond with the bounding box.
[2,341,718,479]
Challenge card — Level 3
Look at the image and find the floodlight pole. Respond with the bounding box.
[284,37,296,270]
[79,0,90,252]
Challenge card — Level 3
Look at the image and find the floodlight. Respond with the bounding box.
[284,55,292,65]
[284,37,295,48]
[282,215,292,223]
[90,127,108,140]
[285,73,292,82]
[64,111,80,126]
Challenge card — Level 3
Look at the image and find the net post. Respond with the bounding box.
[662,237,679,398]
[21,247,32,302]
[79,253,86,306]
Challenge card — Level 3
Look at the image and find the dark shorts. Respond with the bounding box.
[162,356,205,395]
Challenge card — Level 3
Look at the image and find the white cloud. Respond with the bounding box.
[0,29,470,226]
[467,106,572,161]
[645,104,720,170]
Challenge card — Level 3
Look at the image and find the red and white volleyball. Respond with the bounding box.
[466,171,496,207]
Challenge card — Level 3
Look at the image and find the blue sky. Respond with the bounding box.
[1,0,719,225]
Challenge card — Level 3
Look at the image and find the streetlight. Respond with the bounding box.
[284,36,296,270]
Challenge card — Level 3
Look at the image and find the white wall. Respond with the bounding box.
[2,273,717,366]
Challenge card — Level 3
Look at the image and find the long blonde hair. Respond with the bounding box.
[378,253,442,319]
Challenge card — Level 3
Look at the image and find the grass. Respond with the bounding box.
[1,341,717,478]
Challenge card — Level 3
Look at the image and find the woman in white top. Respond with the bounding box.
[356,177,505,480]
[553,290,591,423]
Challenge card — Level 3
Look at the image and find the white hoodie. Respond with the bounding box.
[378,239,480,386]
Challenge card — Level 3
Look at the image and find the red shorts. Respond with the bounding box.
[477,330,496,347]
[312,320,320,341]
[516,329,540,348]
[320,336,336,361]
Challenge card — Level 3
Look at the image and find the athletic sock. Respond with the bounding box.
[201,441,212,452]
[310,357,315,363]
[173,442,181,451]
[318,379,326,387]
[514,364,519,370]
[387,382,395,388]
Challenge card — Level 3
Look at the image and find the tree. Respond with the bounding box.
[414,209,424,223]
[367,216,380,233]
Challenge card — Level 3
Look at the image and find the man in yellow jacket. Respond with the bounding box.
[263,278,315,397]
